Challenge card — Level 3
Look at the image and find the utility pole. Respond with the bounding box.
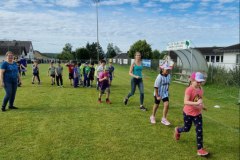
[93,0,100,62]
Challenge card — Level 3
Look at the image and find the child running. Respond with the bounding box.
[96,60,106,90]
[174,72,209,156]
[48,62,56,85]
[32,60,40,85]
[150,63,172,125]
[98,67,111,104]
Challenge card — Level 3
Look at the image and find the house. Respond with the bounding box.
[112,53,129,65]
[196,43,240,70]
[0,40,34,62]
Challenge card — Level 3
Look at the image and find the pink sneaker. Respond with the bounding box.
[161,118,170,126]
[150,115,156,124]
[197,148,209,156]
[174,127,180,140]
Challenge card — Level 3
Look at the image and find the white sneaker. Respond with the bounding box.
[150,115,156,124]
[161,118,170,126]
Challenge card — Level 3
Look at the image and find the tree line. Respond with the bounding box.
[57,40,166,61]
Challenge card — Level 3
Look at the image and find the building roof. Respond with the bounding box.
[215,43,240,53]
[194,47,222,55]
[0,40,33,56]
[113,53,129,59]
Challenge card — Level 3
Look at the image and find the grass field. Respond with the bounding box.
[0,64,239,160]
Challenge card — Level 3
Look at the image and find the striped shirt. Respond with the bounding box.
[153,74,171,98]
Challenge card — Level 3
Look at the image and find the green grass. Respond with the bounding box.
[0,64,239,160]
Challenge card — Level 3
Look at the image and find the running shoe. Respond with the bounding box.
[197,148,209,156]
[161,118,170,125]
[140,106,147,111]
[106,99,112,104]
[124,98,128,105]
[174,127,180,140]
[150,115,156,124]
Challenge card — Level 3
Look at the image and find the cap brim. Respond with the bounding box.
[196,78,205,82]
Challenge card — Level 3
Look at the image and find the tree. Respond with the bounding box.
[86,42,105,61]
[160,51,168,59]
[114,45,121,54]
[152,49,161,59]
[106,43,116,58]
[75,48,90,60]
[57,43,73,60]
[128,40,152,59]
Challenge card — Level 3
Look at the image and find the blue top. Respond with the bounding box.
[109,66,114,76]
[153,74,171,98]
[1,61,19,82]
[133,63,143,78]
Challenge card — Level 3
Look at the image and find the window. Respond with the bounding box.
[211,56,215,62]
[216,56,220,62]
[237,54,240,64]
[205,56,210,62]
[221,56,224,62]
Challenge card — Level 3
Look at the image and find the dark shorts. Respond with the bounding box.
[154,96,169,105]
[33,72,39,76]
[50,74,55,78]
[99,83,109,91]
[69,73,73,79]
[89,75,94,81]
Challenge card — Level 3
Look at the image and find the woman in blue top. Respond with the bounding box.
[0,51,21,112]
[124,52,147,111]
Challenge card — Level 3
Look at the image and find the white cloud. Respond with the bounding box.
[159,0,173,3]
[144,1,158,7]
[218,0,236,3]
[170,3,193,10]
[100,0,139,6]
[55,0,82,7]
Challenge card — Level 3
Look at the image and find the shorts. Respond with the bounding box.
[50,74,55,78]
[99,83,109,91]
[154,96,169,105]
[69,73,73,79]
[33,72,39,76]
[89,75,94,81]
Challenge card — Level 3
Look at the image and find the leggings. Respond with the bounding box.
[127,78,144,105]
[178,112,203,150]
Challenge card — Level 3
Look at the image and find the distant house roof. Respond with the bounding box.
[194,47,223,55]
[0,40,33,56]
[113,53,129,59]
[215,43,240,53]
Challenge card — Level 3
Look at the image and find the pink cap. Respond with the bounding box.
[160,63,172,70]
[190,72,205,82]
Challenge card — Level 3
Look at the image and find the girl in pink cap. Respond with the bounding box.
[174,72,209,156]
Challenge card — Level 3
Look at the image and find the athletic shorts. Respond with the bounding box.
[50,74,55,78]
[154,96,169,105]
[69,73,73,79]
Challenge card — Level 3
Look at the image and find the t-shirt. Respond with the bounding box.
[1,61,18,81]
[32,64,39,74]
[153,74,171,98]
[109,66,114,76]
[74,67,79,77]
[66,64,74,73]
[99,71,109,86]
[83,66,90,75]
[183,86,204,116]
[49,66,56,75]
[89,67,95,76]
[97,65,105,78]
[56,66,63,75]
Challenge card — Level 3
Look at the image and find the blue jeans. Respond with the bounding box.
[127,78,144,105]
[2,79,18,108]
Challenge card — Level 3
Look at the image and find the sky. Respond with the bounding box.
[0,0,239,53]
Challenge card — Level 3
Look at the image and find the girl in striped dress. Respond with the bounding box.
[150,63,172,125]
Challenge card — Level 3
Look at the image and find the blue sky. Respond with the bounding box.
[0,0,239,53]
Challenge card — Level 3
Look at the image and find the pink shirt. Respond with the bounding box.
[183,86,203,116]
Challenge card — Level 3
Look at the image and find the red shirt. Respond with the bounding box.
[183,86,204,116]
[66,64,74,73]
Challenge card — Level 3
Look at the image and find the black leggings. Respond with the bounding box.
[178,112,203,150]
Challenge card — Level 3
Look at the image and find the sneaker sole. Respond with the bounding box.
[161,121,170,126]
[197,153,209,156]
